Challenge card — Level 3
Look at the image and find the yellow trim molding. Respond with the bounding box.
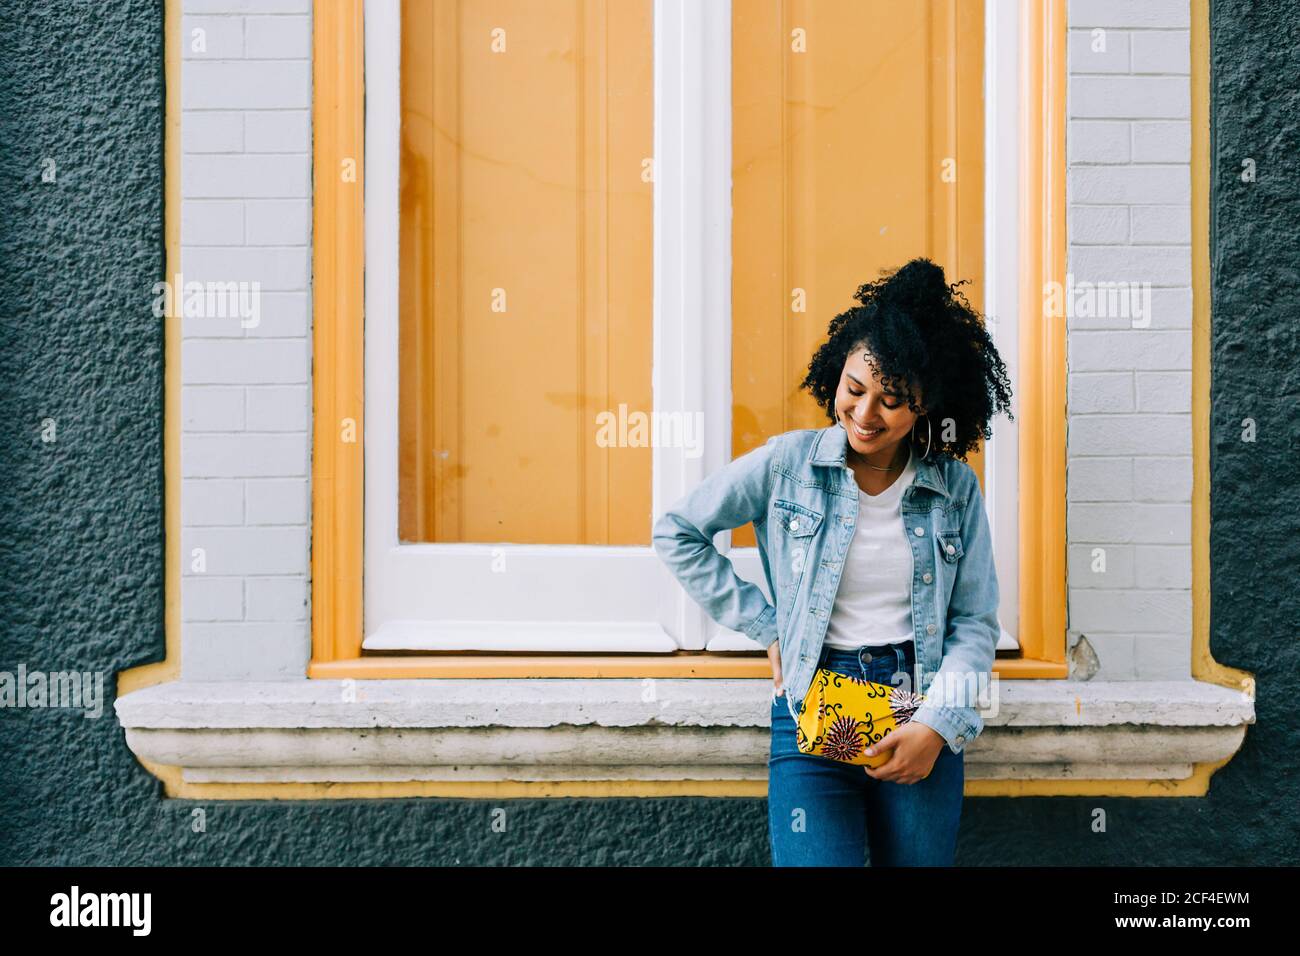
[119,0,181,701]
[114,0,188,795]
[1014,0,1068,677]
[1189,0,1246,694]
[310,0,366,666]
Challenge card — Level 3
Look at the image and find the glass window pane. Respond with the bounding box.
[399,0,654,544]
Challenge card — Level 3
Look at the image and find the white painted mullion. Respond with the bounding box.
[364,0,403,646]
[653,0,736,651]
[984,0,1021,650]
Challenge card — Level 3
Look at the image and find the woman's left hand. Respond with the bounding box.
[862,722,946,784]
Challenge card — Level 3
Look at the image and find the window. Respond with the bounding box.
[311,0,1066,675]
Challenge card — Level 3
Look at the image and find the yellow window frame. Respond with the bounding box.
[303,0,1247,742]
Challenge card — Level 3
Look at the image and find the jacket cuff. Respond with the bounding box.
[909,702,980,755]
[744,604,779,649]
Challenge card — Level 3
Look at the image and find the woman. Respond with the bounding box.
[652,257,1012,866]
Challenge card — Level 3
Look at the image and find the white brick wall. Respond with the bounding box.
[180,0,311,680]
[1066,0,1193,680]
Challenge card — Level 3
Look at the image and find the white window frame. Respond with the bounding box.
[362,0,1018,654]
[983,0,1021,651]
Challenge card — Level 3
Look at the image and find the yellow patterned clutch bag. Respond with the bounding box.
[795,667,926,767]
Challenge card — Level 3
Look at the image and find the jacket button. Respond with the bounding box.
[955,735,966,747]
[914,527,924,536]
[946,543,956,555]
[922,572,932,583]
[926,623,937,634]
[790,518,799,531]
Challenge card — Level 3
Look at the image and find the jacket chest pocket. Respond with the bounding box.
[937,530,964,563]
[772,499,824,606]
[771,499,824,538]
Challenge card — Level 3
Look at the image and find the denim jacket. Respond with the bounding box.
[651,421,1001,755]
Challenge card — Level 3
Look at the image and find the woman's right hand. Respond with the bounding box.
[768,642,784,697]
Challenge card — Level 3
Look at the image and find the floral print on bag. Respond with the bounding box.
[794,668,926,768]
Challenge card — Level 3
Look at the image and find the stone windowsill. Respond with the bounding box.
[114,678,1255,784]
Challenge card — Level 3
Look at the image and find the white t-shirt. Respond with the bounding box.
[823,445,918,649]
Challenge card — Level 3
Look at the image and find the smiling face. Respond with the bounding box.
[835,347,924,466]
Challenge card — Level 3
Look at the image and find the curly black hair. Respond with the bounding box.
[799,257,1013,462]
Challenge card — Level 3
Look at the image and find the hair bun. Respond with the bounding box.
[888,258,950,300]
[852,257,953,312]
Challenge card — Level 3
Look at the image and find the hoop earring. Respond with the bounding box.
[912,413,933,461]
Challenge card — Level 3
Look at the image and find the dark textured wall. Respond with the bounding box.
[0,0,1295,866]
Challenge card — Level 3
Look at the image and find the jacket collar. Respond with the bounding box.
[808,422,949,500]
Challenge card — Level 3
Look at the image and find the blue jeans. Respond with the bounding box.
[768,640,964,866]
